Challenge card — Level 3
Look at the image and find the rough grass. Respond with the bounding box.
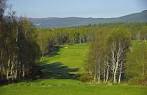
[0,43,147,95]
[1,79,147,95]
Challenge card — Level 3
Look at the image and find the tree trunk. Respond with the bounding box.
[118,62,122,83]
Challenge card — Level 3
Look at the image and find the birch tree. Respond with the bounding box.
[107,28,131,83]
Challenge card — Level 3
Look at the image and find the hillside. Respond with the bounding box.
[30,10,147,28]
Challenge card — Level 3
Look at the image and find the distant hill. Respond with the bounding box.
[29,10,147,28]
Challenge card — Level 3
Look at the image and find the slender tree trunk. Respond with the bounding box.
[118,62,122,83]
[103,68,106,82]
[106,62,109,83]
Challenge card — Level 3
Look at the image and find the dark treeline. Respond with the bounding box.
[36,26,94,56]
[0,0,40,82]
[36,23,147,55]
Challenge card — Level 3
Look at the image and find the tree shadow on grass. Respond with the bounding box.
[44,45,63,57]
[0,62,80,86]
[40,62,80,79]
[0,45,79,85]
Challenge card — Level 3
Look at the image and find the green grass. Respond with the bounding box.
[41,43,89,73]
[1,79,147,95]
[0,43,147,95]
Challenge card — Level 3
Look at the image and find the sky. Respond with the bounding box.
[7,0,147,18]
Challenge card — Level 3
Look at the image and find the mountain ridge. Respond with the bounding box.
[29,10,147,28]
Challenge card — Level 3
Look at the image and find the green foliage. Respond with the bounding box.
[126,41,147,84]
[87,26,131,83]
[35,27,92,55]
[35,23,147,56]
[0,3,41,81]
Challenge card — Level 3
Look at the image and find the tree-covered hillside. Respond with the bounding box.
[30,10,147,28]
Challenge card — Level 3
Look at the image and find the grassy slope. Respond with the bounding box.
[0,43,147,95]
[41,43,89,73]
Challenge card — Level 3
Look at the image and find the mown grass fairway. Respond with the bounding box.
[0,44,147,95]
[40,44,89,73]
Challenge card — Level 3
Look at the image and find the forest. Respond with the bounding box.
[0,0,147,95]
